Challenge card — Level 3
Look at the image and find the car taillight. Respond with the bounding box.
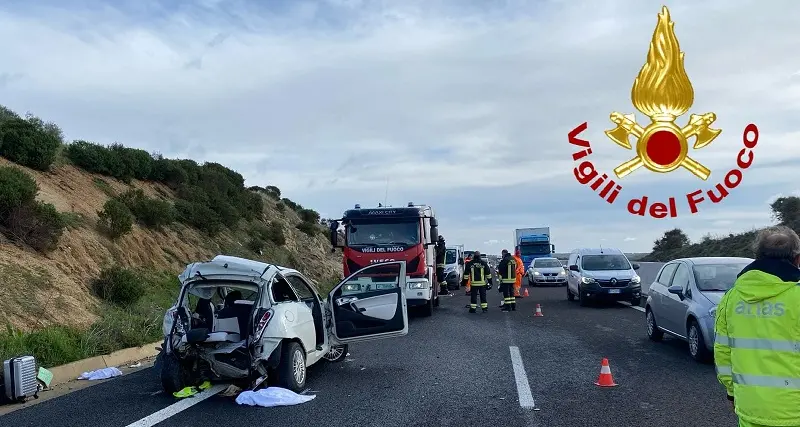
[254,309,274,341]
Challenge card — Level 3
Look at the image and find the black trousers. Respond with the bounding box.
[470,285,488,309]
[436,267,445,284]
[501,282,516,309]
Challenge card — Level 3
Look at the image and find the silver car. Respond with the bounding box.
[645,256,753,362]
[527,257,567,286]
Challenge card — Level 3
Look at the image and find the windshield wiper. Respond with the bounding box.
[352,243,379,246]
[386,241,410,245]
[703,288,728,292]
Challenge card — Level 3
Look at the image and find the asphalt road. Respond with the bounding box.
[5,259,739,427]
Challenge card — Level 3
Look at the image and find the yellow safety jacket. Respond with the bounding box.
[468,262,489,286]
[714,258,800,426]
[499,257,517,284]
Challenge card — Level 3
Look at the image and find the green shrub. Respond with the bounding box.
[5,201,66,252]
[65,142,154,183]
[298,208,320,224]
[275,202,285,212]
[296,221,317,237]
[97,198,133,239]
[282,198,301,212]
[0,117,62,171]
[175,199,222,235]
[91,266,145,307]
[118,189,174,229]
[0,166,38,218]
[247,222,286,253]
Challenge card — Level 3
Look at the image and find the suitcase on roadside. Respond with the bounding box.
[3,356,40,402]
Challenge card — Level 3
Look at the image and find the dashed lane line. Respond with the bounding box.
[508,346,536,409]
[617,301,645,312]
[124,384,227,427]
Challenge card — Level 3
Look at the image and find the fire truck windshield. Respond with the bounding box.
[347,220,420,246]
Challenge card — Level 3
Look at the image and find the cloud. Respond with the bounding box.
[624,237,637,242]
[0,0,797,254]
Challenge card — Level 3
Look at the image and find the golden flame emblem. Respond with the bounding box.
[605,6,721,180]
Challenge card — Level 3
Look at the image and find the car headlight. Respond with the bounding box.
[631,275,641,284]
[709,306,717,317]
[343,284,361,292]
[533,271,541,275]
[581,276,595,284]
[408,281,427,289]
[559,270,566,276]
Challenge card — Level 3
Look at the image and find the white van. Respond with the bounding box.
[444,246,464,290]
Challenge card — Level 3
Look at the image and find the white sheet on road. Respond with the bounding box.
[235,387,316,407]
[78,367,123,380]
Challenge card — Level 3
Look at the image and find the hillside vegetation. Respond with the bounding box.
[642,196,800,262]
[0,106,341,367]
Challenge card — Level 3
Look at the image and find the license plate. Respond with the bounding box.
[608,289,620,294]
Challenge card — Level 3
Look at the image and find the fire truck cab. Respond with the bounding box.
[329,203,440,316]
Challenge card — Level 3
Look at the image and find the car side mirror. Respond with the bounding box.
[667,285,684,299]
[569,265,579,272]
[430,226,439,243]
[632,263,640,270]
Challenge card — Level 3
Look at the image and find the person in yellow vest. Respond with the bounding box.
[513,248,525,297]
[714,225,800,427]
[497,249,517,311]
[465,250,492,313]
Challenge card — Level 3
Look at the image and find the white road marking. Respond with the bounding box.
[617,301,645,312]
[124,384,226,427]
[508,346,536,409]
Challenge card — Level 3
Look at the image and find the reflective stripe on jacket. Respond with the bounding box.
[714,258,800,426]
[467,261,489,286]
[498,256,517,284]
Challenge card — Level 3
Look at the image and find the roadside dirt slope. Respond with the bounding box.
[0,157,341,331]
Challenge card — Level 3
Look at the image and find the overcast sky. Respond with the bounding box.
[1,0,798,254]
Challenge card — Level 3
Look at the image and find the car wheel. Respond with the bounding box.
[567,286,575,301]
[160,354,190,394]
[578,286,589,307]
[276,341,307,392]
[322,344,349,363]
[420,296,433,317]
[646,308,664,342]
[688,320,712,363]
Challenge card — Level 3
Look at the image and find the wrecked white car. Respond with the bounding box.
[160,255,409,393]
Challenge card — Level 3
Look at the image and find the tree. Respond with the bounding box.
[770,196,800,231]
[653,228,690,252]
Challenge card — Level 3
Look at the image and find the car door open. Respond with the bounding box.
[328,261,409,344]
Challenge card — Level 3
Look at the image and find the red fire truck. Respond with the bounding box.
[329,203,440,316]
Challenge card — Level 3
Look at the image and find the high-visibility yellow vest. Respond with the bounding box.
[714,264,800,426]
[470,264,488,286]
[501,259,516,284]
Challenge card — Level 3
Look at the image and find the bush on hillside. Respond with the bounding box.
[247,222,286,253]
[174,199,222,235]
[0,166,38,218]
[298,208,320,224]
[65,141,153,183]
[118,189,174,229]
[296,221,317,237]
[5,201,66,252]
[91,266,145,307]
[282,198,301,212]
[97,198,133,239]
[0,116,62,171]
[275,202,285,212]
[652,228,690,253]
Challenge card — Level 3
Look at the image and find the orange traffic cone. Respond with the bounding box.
[595,358,617,387]
[534,304,544,317]
[523,288,529,297]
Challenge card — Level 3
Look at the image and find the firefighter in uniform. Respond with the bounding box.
[497,249,517,311]
[513,248,525,298]
[465,250,492,313]
[435,235,448,295]
[714,226,800,427]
